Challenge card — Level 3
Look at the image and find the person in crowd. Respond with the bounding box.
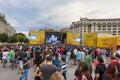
[81,50,85,62]
[2,48,9,68]
[102,64,117,80]
[9,47,15,69]
[70,51,75,65]
[105,49,111,64]
[93,55,106,70]
[94,56,106,80]
[74,61,93,80]
[76,49,83,64]
[74,61,84,80]
[53,53,61,71]
[85,51,93,74]
[30,47,34,66]
[60,56,67,80]
[26,48,30,60]
[14,48,21,71]
[20,53,30,80]
[49,71,64,80]
[66,49,71,65]
[40,56,57,80]
[81,62,93,80]
[116,48,120,56]
[34,48,42,66]
[73,47,77,65]
[115,53,120,80]
[0,49,2,63]
[34,57,44,80]
[110,56,119,66]
[62,47,67,58]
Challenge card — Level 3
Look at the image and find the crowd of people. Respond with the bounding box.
[0,44,120,80]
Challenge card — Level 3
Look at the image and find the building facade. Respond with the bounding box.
[0,13,6,33]
[5,23,16,36]
[70,18,120,38]
[0,13,16,36]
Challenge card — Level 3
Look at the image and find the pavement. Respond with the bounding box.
[0,61,77,80]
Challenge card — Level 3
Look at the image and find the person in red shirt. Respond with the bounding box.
[111,57,119,66]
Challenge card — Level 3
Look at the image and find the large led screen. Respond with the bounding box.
[46,32,66,44]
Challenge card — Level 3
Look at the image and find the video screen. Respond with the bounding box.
[46,32,66,44]
[28,35,37,40]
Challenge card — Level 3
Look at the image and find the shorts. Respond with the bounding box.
[16,60,20,64]
[19,61,23,69]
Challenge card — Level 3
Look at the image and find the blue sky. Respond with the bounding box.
[0,0,120,36]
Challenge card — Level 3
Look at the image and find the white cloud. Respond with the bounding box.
[0,0,120,35]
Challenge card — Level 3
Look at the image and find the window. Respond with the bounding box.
[98,26,101,28]
[98,28,101,30]
[103,26,106,27]
[113,28,116,30]
[108,28,111,30]
[113,31,116,33]
[103,28,106,30]
[93,22,96,24]
[113,34,116,35]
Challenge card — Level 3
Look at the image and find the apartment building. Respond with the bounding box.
[70,18,120,38]
[0,13,16,36]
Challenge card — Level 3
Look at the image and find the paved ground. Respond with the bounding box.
[0,62,77,80]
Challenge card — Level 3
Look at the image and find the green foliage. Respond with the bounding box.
[0,33,8,42]
[8,36,17,43]
[0,33,28,43]
[13,33,28,43]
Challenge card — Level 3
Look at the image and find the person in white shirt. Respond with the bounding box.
[2,49,9,68]
[73,48,77,65]
[116,48,120,56]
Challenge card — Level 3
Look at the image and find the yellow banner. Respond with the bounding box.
[84,32,97,47]
[117,36,120,45]
[66,32,80,45]
[29,30,45,44]
[97,36,116,51]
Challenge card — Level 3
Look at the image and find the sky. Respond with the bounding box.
[0,0,120,36]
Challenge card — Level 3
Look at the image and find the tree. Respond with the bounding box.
[13,33,28,43]
[8,36,18,43]
[0,33,8,42]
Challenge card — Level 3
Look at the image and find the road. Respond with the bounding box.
[0,62,77,80]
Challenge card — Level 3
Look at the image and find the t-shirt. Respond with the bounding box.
[95,63,106,80]
[41,64,57,80]
[85,55,92,67]
[60,62,67,73]
[53,59,60,71]
[66,52,71,59]
[2,51,9,59]
[23,58,29,69]
[18,51,24,60]
[74,69,82,80]
[76,51,82,60]
[102,74,110,80]
[105,50,110,57]
[111,60,119,66]
[74,49,77,55]
[9,50,14,60]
